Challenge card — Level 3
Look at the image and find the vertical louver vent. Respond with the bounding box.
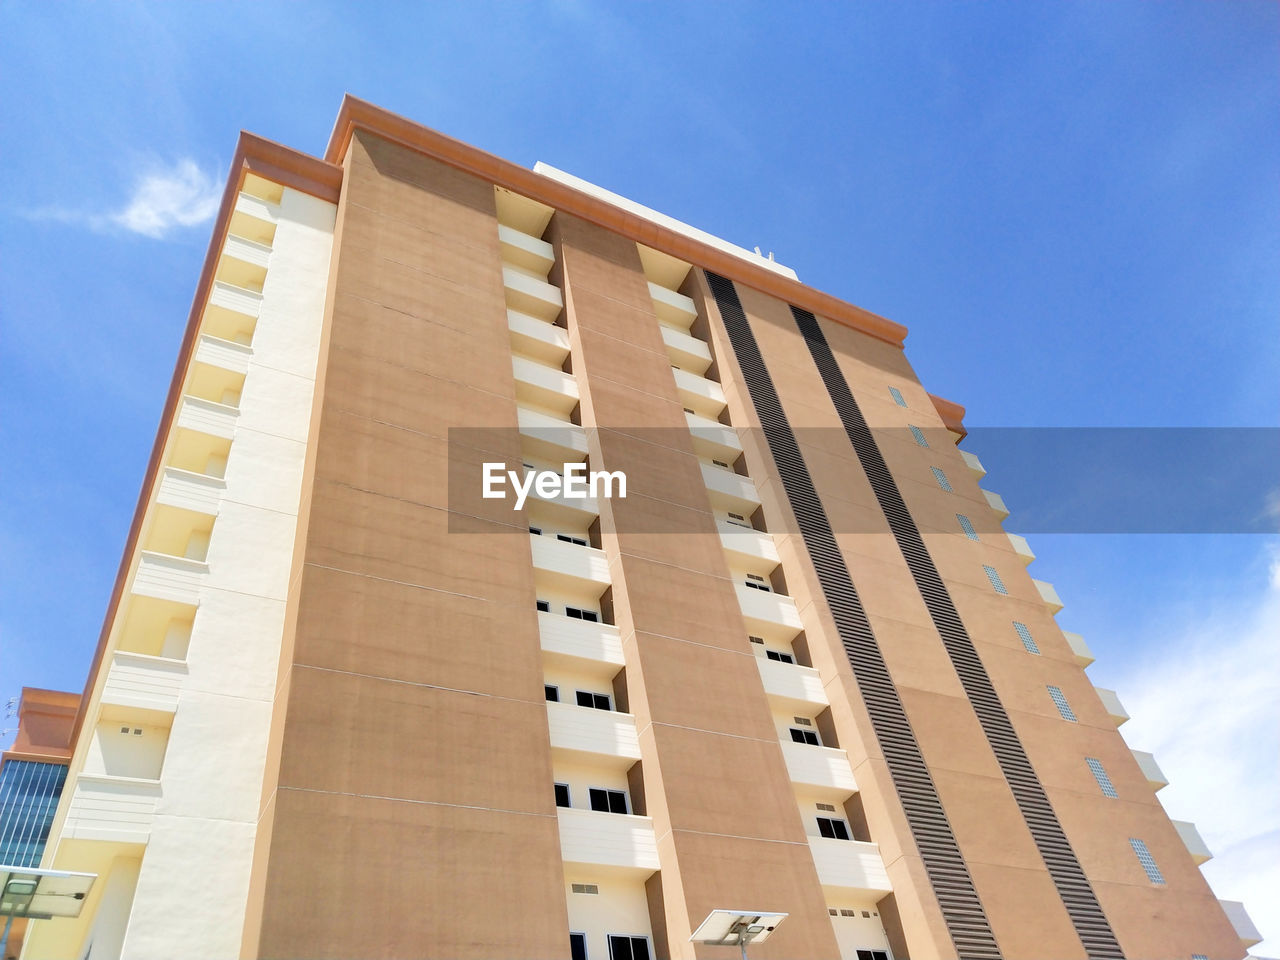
[705,270,1001,960]
[786,302,1124,960]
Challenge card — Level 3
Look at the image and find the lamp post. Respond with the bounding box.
[690,910,789,960]
[0,867,96,959]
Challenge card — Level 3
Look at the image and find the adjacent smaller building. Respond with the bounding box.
[0,688,79,959]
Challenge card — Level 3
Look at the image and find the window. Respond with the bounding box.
[570,932,588,960]
[790,728,820,746]
[956,514,979,541]
[566,607,599,622]
[589,788,628,814]
[748,636,764,645]
[608,935,651,960]
[1192,954,1209,960]
[1013,621,1040,655]
[530,526,542,536]
[570,883,598,895]
[765,650,794,664]
[983,564,1008,595]
[1047,685,1077,722]
[726,512,751,528]
[1086,758,1118,798]
[557,534,588,547]
[713,459,730,468]
[744,574,771,592]
[909,424,929,448]
[554,783,571,808]
[536,599,550,613]
[856,952,890,960]
[576,691,611,711]
[545,685,559,702]
[1129,837,1165,884]
[888,385,907,407]
[930,466,953,492]
[817,816,851,840]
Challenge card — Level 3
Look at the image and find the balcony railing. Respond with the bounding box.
[101,651,187,715]
[1061,631,1094,667]
[512,355,579,415]
[517,407,588,459]
[131,551,209,606]
[685,410,741,460]
[780,741,856,799]
[222,233,272,271]
[557,808,660,877]
[498,224,555,274]
[176,395,239,441]
[1219,900,1262,948]
[194,333,252,377]
[735,583,802,636]
[1172,820,1212,864]
[757,657,827,710]
[660,324,712,374]
[701,463,760,513]
[503,266,562,320]
[508,309,570,365]
[648,282,697,328]
[207,280,263,319]
[546,702,640,767]
[156,466,226,517]
[672,367,726,419]
[960,449,985,477]
[1130,749,1167,791]
[1033,579,1064,614]
[64,774,162,845]
[530,535,610,590]
[1095,687,1129,726]
[1006,533,1035,566]
[982,489,1010,520]
[234,190,278,226]
[538,612,624,669]
[808,837,891,895]
[718,524,779,567]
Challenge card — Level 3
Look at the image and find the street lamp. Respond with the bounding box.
[0,867,96,958]
[691,910,789,960]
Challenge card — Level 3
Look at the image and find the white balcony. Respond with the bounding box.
[63,774,161,844]
[960,449,985,477]
[517,407,588,460]
[1007,533,1035,566]
[176,395,239,441]
[781,742,856,800]
[660,324,712,374]
[982,489,1010,521]
[222,233,272,271]
[207,280,263,319]
[718,524,778,568]
[648,282,697,328]
[1061,631,1094,667]
[539,612,624,669]
[686,410,741,461]
[101,651,186,715]
[498,224,555,274]
[1219,900,1262,948]
[701,463,760,514]
[508,308,570,365]
[503,266,562,320]
[512,355,579,415]
[757,658,827,711]
[672,367,726,419]
[1095,687,1129,727]
[547,702,640,768]
[558,808,659,878]
[1130,749,1167,791]
[527,478,599,523]
[736,584,802,637]
[131,551,208,606]
[156,466,225,516]
[1171,820,1212,865]
[234,190,278,227]
[194,333,252,377]
[808,837,891,896]
[1033,579,1064,614]
[531,535,610,591]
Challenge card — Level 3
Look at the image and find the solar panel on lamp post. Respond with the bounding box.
[690,909,789,960]
[0,867,96,957]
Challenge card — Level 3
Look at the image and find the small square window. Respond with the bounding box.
[570,932,588,960]
[529,526,542,536]
[817,817,851,840]
[545,685,559,702]
[589,788,628,815]
[554,783,571,808]
[765,649,794,664]
[790,728,820,746]
[536,600,550,613]
[576,691,611,711]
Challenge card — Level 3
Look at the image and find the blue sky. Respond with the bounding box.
[2,0,1276,949]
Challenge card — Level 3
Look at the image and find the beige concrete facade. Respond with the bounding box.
[25,98,1254,960]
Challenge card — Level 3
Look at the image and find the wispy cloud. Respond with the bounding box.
[25,158,221,239]
[1115,545,1280,952]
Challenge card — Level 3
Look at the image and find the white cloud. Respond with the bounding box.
[1115,546,1280,954]
[24,158,221,239]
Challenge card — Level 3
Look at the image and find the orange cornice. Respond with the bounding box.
[324,94,909,349]
[67,136,342,748]
[928,393,968,441]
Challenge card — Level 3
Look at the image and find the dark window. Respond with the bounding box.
[589,788,628,815]
[608,935,650,960]
[856,952,889,960]
[576,691,611,711]
[554,783,571,808]
[536,600,550,613]
[743,575,771,592]
[545,685,559,702]
[818,817,851,840]
[529,526,542,536]
[566,607,599,622]
[557,534,588,547]
[713,460,730,468]
[570,932,588,960]
[765,650,794,664]
[790,728,820,746]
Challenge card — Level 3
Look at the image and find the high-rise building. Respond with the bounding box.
[21,96,1261,960]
